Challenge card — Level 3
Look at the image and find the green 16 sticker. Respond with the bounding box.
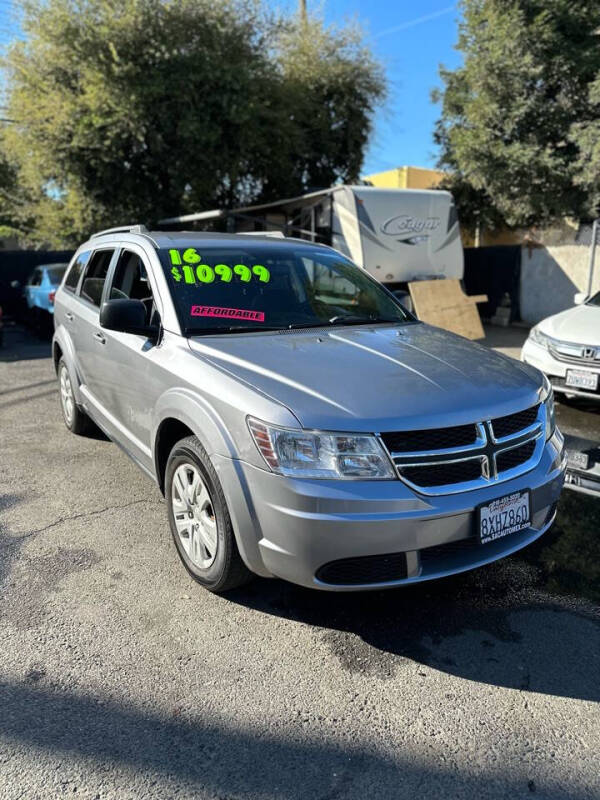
[169,249,270,284]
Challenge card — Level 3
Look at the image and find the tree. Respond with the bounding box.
[1,0,384,247]
[570,73,600,217]
[433,0,600,228]
[268,17,385,198]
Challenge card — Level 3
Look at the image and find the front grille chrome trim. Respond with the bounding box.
[379,403,546,496]
[386,423,487,460]
[549,341,600,365]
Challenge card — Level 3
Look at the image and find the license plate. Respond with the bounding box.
[477,490,530,545]
[567,450,589,470]
[565,369,599,390]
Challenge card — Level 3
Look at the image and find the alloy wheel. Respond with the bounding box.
[60,365,74,426]
[171,463,218,569]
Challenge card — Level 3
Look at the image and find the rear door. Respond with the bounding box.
[73,248,117,402]
[25,268,42,312]
[55,250,91,356]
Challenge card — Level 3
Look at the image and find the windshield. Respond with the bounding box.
[158,244,412,334]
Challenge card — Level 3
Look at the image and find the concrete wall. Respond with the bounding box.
[519,223,600,324]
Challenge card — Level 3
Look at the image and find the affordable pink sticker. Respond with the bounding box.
[190,305,265,322]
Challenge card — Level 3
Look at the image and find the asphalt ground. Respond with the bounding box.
[1,323,599,800]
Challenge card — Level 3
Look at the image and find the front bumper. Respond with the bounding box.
[522,339,600,401]
[214,429,566,591]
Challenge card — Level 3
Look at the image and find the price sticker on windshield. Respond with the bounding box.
[169,249,270,285]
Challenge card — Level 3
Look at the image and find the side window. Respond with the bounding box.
[29,270,42,287]
[109,249,158,324]
[64,251,91,293]
[80,249,115,307]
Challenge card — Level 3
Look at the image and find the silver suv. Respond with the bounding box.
[53,226,566,592]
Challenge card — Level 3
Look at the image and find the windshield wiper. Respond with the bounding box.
[327,314,402,326]
[187,325,283,336]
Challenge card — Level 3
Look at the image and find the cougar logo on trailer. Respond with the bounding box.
[381,215,440,236]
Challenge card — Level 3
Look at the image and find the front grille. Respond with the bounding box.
[380,424,477,453]
[316,553,408,585]
[496,439,536,473]
[491,405,539,438]
[399,459,482,488]
[384,402,542,494]
[549,342,600,365]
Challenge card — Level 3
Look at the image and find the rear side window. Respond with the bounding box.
[80,250,114,307]
[64,251,91,292]
[48,265,67,283]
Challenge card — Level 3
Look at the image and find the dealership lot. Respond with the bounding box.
[0,325,599,800]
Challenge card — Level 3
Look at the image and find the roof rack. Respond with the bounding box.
[90,224,149,239]
[239,231,286,238]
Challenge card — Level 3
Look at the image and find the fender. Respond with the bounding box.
[152,386,238,464]
[52,325,84,406]
[152,388,271,576]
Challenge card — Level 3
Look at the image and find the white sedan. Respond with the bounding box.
[522,290,600,401]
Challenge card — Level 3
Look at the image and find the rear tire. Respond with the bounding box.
[58,358,92,435]
[165,435,253,593]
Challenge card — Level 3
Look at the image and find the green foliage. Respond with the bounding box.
[433,0,600,227]
[570,74,600,216]
[0,0,384,247]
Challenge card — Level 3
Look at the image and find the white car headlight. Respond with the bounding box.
[248,418,396,479]
[541,377,555,440]
[529,326,550,348]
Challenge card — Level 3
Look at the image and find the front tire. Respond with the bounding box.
[165,435,252,592]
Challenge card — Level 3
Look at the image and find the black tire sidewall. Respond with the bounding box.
[165,439,233,590]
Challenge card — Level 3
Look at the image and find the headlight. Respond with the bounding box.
[529,326,550,348]
[541,377,555,440]
[248,417,396,479]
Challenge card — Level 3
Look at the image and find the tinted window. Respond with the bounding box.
[29,270,42,287]
[64,252,91,292]
[587,291,600,307]
[80,250,114,307]
[158,244,410,333]
[47,265,68,283]
[108,250,158,325]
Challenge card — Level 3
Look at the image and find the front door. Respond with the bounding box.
[96,247,165,466]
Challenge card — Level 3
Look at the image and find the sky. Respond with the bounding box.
[0,0,463,175]
[320,0,463,175]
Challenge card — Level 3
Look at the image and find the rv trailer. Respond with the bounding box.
[158,185,463,296]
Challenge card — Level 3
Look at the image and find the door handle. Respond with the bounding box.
[93,332,106,345]
[65,312,74,321]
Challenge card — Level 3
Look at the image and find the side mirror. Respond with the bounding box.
[100,298,158,338]
[10,280,20,289]
[574,292,588,305]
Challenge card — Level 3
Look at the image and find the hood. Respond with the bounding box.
[188,323,543,432]
[538,304,600,346]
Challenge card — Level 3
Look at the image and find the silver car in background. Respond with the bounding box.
[52,226,566,593]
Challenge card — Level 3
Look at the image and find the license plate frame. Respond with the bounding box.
[567,450,590,471]
[565,369,599,391]
[477,490,531,545]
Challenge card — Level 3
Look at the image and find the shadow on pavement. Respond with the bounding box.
[0,678,587,799]
[229,494,600,703]
[0,323,52,362]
